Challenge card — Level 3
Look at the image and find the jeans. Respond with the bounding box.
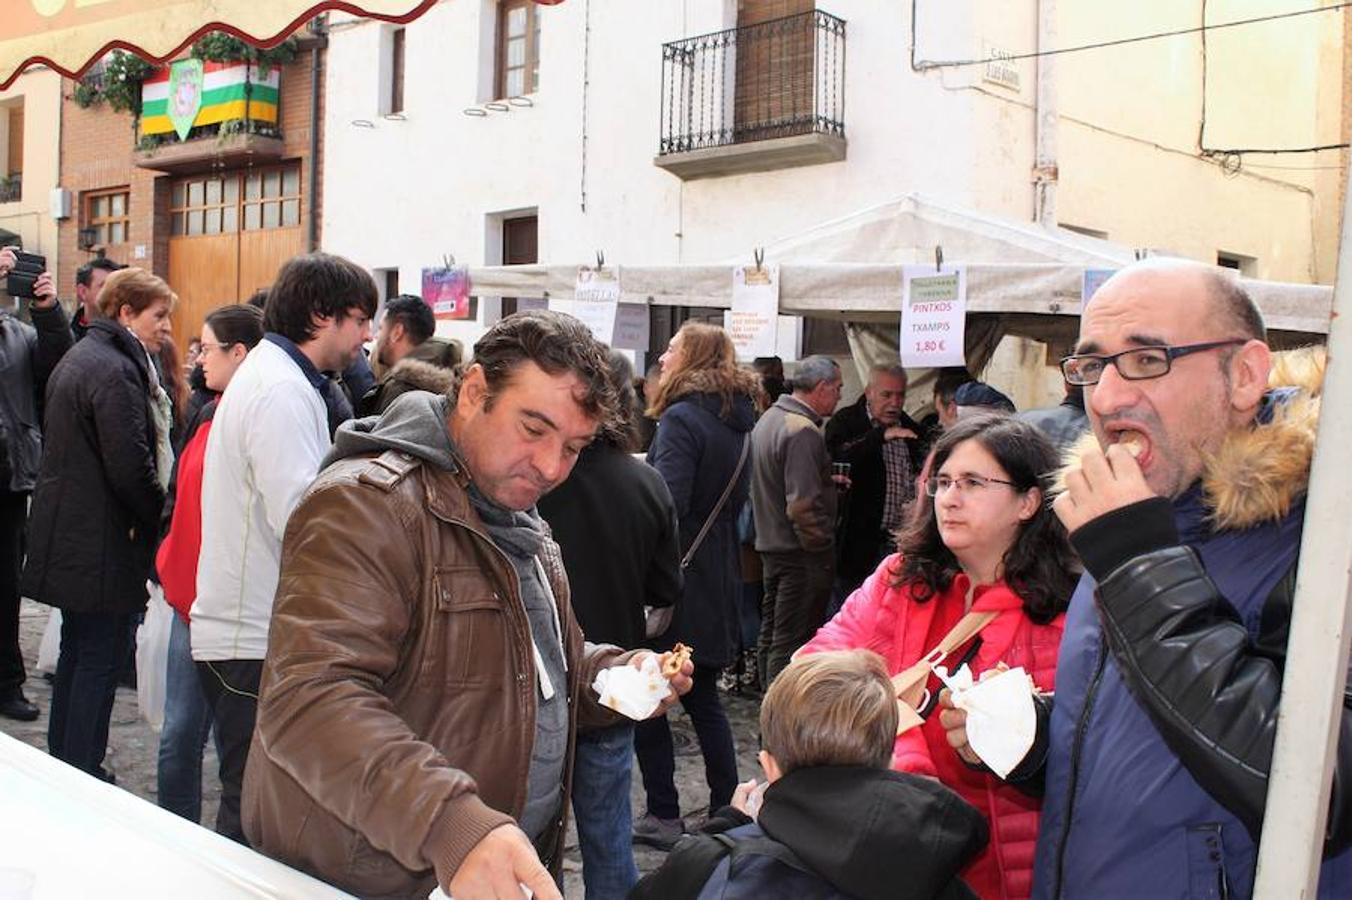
[634,664,739,820]
[758,549,835,688]
[48,610,136,775]
[738,581,762,652]
[571,722,639,900]
[157,615,215,822]
[0,491,27,693]
[195,659,262,843]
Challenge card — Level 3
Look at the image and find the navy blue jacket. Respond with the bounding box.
[647,390,755,669]
[1033,390,1352,899]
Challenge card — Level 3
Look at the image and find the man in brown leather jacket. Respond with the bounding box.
[242,311,693,900]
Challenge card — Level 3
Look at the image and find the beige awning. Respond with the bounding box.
[1,0,464,88]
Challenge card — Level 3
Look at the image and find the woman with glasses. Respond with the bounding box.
[799,414,1079,900]
[154,303,265,823]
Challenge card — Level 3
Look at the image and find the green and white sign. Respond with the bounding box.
[166,58,204,141]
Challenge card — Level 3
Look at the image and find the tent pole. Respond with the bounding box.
[1252,162,1352,898]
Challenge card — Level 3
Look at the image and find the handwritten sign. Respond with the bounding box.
[612,303,650,351]
[728,265,779,361]
[548,266,621,345]
[900,266,966,368]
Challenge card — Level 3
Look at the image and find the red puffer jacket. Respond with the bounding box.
[155,416,213,623]
[800,554,1065,900]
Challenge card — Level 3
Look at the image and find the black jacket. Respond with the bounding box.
[648,391,756,668]
[538,443,682,648]
[22,319,166,614]
[1074,497,1352,852]
[824,396,925,585]
[0,302,72,493]
[634,766,988,900]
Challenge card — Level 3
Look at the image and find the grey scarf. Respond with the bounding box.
[466,485,570,843]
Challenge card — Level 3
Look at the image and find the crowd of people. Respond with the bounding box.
[0,246,1347,900]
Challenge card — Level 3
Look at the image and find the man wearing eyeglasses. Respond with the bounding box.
[940,258,1351,898]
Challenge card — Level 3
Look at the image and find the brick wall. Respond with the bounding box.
[57,44,325,304]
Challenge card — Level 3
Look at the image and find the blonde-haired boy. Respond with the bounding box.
[634,650,988,900]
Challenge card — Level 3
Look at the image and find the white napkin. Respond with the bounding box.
[592,655,670,720]
[934,664,1037,779]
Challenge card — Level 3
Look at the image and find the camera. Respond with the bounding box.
[5,250,45,300]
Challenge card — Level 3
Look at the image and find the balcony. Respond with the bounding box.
[133,129,285,176]
[655,10,846,181]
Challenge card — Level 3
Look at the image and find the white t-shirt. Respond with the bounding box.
[190,338,330,662]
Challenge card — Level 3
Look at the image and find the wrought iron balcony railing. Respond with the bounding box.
[659,10,846,156]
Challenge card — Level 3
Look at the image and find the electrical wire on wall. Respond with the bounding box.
[909,0,1350,177]
[1197,0,1347,174]
[579,0,591,213]
[911,1,1351,71]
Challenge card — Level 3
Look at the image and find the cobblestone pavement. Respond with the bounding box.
[2,598,764,898]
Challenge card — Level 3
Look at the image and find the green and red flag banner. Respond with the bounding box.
[141,59,279,138]
[0,0,565,90]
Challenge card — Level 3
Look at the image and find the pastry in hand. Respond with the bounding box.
[662,642,693,678]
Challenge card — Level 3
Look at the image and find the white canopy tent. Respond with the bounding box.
[467,194,1334,341]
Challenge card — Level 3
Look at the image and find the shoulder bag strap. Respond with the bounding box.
[891,609,1000,694]
[681,433,751,570]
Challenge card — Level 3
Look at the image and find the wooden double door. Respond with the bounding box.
[166,162,305,349]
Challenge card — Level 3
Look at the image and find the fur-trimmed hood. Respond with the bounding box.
[1059,346,1324,530]
[383,357,458,395]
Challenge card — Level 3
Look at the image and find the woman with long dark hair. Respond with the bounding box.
[633,322,761,849]
[22,268,177,778]
[155,303,265,822]
[800,414,1079,900]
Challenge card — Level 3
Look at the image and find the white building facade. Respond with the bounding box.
[321,0,1343,381]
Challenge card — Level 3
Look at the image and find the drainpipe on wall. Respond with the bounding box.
[307,15,326,251]
[1033,0,1057,227]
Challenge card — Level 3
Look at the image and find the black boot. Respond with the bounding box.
[0,687,39,721]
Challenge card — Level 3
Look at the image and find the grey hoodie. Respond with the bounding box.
[326,390,570,842]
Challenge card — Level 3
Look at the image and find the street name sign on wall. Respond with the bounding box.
[900,265,966,368]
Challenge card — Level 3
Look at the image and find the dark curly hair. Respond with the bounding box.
[462,309,619,427]
[891,414,1079,624]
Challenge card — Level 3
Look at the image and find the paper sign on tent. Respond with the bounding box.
[901,265,967,369]
[728,264,780,361]
[551,266,621,345]
[423,266,471,320]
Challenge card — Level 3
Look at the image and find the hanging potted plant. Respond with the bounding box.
[72,50,155,114]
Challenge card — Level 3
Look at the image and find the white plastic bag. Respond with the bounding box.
[135,582,173,733]
[36,609,61,676]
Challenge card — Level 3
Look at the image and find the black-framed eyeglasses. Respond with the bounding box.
[925,474,1019,497]
[1060,339,1247,387]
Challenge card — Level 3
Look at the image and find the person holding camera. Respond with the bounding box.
[0,247,73,721]
[69,257,123,343]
